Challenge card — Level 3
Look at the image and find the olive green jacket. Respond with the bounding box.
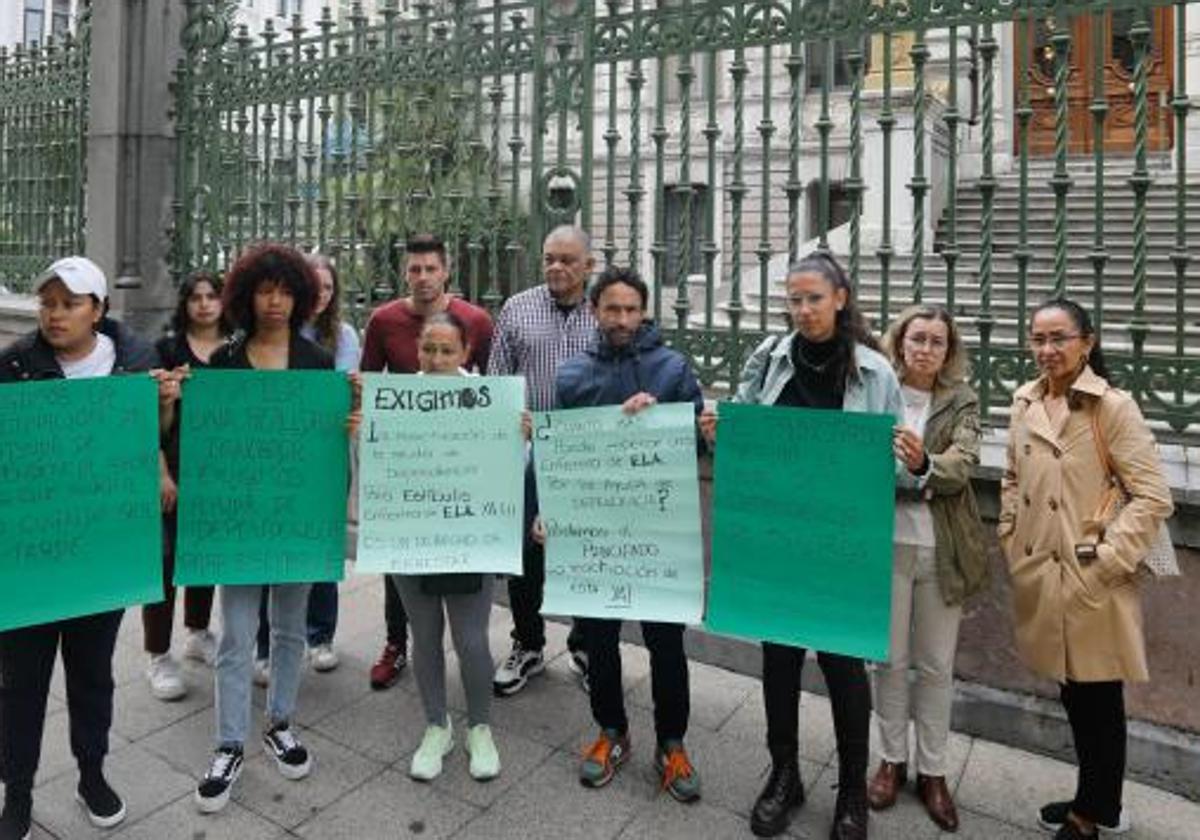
[898,381,990,605]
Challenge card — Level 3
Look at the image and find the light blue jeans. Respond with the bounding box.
[215,583,310,748]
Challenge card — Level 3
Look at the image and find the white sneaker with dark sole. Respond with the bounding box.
[493,644,545,696]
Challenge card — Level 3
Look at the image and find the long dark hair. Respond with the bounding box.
[1029,297,1109,380]
[307,253,341,352]
[786,251,880,386]
[171,270,230,337]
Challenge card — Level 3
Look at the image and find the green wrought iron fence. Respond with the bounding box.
[0,2,90,294]
[174,0,1200,437]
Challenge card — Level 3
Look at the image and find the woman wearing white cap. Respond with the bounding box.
[0,256,162,838]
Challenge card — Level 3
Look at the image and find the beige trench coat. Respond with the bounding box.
[997,367,1174,683]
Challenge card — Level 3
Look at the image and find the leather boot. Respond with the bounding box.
[750,760,805,838]
[917,774,959,832]
[866,760,907,810]
[830,787,869,840]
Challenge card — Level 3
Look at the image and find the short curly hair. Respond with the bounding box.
[222,242,318,334]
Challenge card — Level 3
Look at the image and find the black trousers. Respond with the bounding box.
[383,575,410,648]
[1061,679,1125,828]
[507,539,584,654]
[762,642,870,791]
[579,617,688,745]
[0,610,124,795]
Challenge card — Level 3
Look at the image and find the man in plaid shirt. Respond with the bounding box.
[489,225,597,696]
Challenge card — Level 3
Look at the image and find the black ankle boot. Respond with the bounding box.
[750,760,805,837]
[830,785,869,840]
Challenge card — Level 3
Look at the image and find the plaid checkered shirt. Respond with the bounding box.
[486,283,598,411]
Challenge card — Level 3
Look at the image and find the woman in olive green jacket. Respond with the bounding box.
[867,305,989,834]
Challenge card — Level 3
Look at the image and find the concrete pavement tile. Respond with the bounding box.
[33,709,131,788]
[488,669,597,749]
[110,795,287,840]
[786,761,940,840]
[450,750,652,840]
[400,713,555,808]
[138,707,222,779]
[312,683,430,764]
[231,727,387,830]
[293,648,379,727]
[1120,775,1200,840]
[293,767,479,840]
[110,670,216,742]
[31,744,194,840]
[616,797,756,840]
[954,739,1078,830]
[940,807,1046,839]
[626,658,756,733]
[718,690,838,765]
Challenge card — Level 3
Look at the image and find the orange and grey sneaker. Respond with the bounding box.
[579,728,630,788]
[655,740,701,803]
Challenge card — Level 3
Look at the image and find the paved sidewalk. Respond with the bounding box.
[10,571,1197,839]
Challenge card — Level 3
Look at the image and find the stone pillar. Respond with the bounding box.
[85,0,186,335]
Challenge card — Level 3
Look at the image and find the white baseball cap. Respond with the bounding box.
[34,256,108,301]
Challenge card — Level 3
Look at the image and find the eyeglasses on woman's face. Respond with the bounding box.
[1028,333,1081,350]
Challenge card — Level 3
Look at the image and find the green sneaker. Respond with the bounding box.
[409,718,453,781]
[466,724,501,781]
[579,728,630,788]
[655,741,701,803]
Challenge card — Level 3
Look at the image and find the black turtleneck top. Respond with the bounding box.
[774,334,845,410]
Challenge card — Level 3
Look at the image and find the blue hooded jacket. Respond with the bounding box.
[554,320,704,415]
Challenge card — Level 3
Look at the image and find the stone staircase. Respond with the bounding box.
[703,157,1200,358]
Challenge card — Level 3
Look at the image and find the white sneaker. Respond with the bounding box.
[409,718,454,781]
[146,654,186,701]
[465,724,501,781]
[492,643,545,696]
[183,629,217,666]
[310,643,339,673]
[253,658,270,688]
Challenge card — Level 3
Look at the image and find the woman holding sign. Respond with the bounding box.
[867,305,987,832]
[375,311,505,782]
[142,270,228,702]
[0,257,161,837]
[700,252,902,840]
[1000,299,1172,840]
[192,243,343,814]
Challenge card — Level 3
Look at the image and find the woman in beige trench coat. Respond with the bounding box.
[998,298,1173,840]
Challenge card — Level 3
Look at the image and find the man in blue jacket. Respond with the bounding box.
[554,266,704,803]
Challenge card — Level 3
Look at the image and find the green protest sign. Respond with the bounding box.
[356,374,526,575]
[534,403,704,624]
[0,376,162,631]
[706,403,895,660]
[175,369,350,585]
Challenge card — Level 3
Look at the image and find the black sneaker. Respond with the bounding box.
[75,773,126,829]
[263,722,312,780]
[195,747,244,814]
[0,795,32,840]
[1038,801,1130,834]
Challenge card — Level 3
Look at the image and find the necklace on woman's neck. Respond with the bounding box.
[794,338,835,373]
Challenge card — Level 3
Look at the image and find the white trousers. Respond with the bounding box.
[871,543,963,776]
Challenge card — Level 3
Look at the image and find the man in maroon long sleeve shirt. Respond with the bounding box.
[358,234,495,690]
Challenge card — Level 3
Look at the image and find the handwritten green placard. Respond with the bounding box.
[0,377,162,631]
[706,403,895,660]
[534,403,704,624]
[355,374,526,575]
[175,369,350,585]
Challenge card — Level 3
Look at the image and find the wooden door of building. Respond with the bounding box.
[1021,9,1174,156]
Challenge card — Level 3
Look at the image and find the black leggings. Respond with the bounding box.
[762,642,870,792]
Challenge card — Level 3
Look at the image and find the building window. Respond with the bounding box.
[805,36,871,91]
[807,181,855,240]
[51,0,70,38]
[277,0,303,18]
[24,0,45,47]
[663,183,708,282]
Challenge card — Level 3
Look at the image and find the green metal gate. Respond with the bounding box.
[173,0,1200,436]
